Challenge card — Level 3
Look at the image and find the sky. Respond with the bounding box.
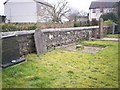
[47,0,95,12]
[0,0,119,15]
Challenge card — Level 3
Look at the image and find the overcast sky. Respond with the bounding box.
[0,0,119,15]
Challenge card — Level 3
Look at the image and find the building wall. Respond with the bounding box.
[89,8,115,21]
[4,2,37,23]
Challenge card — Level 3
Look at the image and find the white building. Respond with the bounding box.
[4,0,53,23]
[89,1,117,22]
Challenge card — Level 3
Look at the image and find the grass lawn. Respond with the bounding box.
[105,34,120,38]
[2,41,119,88]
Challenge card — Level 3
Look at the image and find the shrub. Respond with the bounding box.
[1,23,37,32]
[27,24,37,30]
[104,20,113,26]
[37,22,73,29]
[91,19,98,26]
[1,24,19,32]
[100,13,119,24]
[74,21,80,27]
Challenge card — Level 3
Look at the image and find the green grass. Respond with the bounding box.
[2,41,119,88]
[105,34,120,38]
[0,69,2,89]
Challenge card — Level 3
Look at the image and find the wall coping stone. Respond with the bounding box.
[1,30,35,38]
[41,26,99,32]
[1,26,109,38]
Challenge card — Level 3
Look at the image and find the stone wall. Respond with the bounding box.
[34,26,110,53]
[2,26,111,56]
[42,28,93,49]
[17,34,36,56]
[2,31,35,56]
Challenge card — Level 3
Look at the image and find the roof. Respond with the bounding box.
[4,0,53,7]
[89,1,117,9]
[34,0,53,7]
[4,0,34,4]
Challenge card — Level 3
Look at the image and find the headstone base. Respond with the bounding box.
[1,57,25,68]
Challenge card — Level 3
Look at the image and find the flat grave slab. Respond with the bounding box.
[55,43,105,54]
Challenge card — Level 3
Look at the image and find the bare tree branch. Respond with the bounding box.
[47,0,70,23]
[59,9,71,18]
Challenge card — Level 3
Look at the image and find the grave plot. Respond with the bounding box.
[55,43,77,52]
[80,46,105,54]
[55,43,105,54]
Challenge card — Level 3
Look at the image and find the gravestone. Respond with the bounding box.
[99,18,104,39]
[1,35,25,68]
[34,30,47,54]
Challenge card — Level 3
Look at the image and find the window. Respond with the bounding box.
[92,9,96,13]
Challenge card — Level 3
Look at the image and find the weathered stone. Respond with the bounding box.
[17,34,35,56]
[99,18,104,39]
[34,30,47,54]
[76,45,84,49]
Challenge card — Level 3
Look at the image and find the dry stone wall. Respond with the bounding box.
[17,34,36,56]
[43,29,92,49]
[2,31,35,56]
[2,26,111,56]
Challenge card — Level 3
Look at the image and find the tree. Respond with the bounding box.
[100,12,119,23]
[68,9,88,21]
[47,0,70,23]
[68,9,79,21]
[68,9,88,27]
[79,10,88,17]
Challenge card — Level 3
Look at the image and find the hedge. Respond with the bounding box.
[0,23,37,32]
